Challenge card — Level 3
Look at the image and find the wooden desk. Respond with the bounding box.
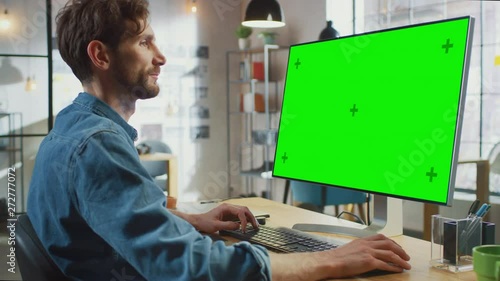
[139,153,178,198]
[223,197,476,281]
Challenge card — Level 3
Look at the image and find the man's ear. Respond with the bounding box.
[87,40,111,70]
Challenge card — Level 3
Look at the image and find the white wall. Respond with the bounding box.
[129,0,246,201]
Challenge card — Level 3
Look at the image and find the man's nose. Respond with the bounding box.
[154,47,166,66]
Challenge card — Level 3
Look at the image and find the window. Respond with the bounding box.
[327,0,500,195]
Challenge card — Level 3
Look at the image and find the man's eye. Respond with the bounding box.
[140,41,149,46]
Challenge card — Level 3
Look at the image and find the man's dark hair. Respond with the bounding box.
[56,0,150,83]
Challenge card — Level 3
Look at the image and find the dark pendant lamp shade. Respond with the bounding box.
[0,57,23,85]
[242,0,285,28]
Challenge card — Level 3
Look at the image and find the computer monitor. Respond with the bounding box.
[273,16,475,237]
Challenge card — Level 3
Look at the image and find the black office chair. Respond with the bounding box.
[16,214,70,281]
[289,181,369,224]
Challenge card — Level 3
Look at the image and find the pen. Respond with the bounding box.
[467,199,480,218]
[474,203,489,218]
[200,200,221,204]
[485,204,491,213]
[232,214,270,222]
[255,214,270,219]
[460,203,492,252]
[464,203,489,235]
[462,201,484,238]
[480,204,491,218]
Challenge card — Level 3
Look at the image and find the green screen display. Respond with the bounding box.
[273,17,473,205]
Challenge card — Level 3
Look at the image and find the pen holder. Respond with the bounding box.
[430,215,482,272]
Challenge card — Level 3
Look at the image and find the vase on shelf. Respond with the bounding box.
[258,32,278,45]
[238,38,251,50]
[319,20,340,40]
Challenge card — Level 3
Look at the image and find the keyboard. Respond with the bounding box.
[220,225,340,253]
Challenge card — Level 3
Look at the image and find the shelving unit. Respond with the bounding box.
[226,45,288,199]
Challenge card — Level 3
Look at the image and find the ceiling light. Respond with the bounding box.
[242,0,285,28]
[25,76,37,92]
[0,9,11,30]
[191,0,197,13]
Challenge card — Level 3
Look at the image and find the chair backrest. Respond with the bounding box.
[16,214,70,281]
[488,141,500,194]
[290,181,366,207]
[138,140,172,177]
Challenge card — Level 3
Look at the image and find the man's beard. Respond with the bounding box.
[112,60,160,100]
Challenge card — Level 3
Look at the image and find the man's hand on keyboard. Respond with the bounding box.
[269,233,411,280]
[189,203,259,234]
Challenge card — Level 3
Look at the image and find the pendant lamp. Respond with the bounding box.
[0,57,23,85]
[0,9,11,31]
[242,0,285,28]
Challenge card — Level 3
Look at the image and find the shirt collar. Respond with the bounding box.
[73,92,138,141]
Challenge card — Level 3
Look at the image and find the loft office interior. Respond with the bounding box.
[0,0,499,243]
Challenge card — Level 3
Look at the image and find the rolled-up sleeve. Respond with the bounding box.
[71,130,272,281]
[208,241,271,280]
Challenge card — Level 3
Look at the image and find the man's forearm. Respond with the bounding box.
[169,209,200,230]
[269,252,332,281]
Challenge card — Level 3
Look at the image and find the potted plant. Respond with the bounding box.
[235,25,253,50]
[258,31,278,45]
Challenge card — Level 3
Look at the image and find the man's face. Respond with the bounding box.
[110,21,166,99]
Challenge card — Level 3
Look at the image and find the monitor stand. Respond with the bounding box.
[292,195,403,238]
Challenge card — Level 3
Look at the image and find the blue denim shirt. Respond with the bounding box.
[27,92,271,281]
